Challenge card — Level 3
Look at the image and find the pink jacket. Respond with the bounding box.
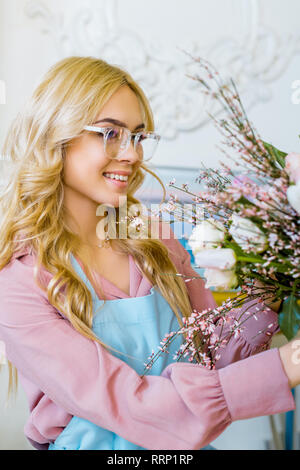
[0,224,295,450]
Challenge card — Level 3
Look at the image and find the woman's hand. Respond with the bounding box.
[279,337,300,388]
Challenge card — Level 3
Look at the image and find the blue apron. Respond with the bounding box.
[48,254,216,450]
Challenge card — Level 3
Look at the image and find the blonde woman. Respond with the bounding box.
[0,56,297,451]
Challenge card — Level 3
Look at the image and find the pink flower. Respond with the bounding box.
[232,174,262,205]
[285,153,300,183]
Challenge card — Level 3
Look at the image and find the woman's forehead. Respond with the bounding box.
[95,87,146,129]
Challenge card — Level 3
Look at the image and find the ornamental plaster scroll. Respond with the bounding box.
[24,0,300,139]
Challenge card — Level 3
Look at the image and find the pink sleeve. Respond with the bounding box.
[0,257,295,450]
[163,224,280,369]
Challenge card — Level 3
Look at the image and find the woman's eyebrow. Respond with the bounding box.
[93,118,145,130]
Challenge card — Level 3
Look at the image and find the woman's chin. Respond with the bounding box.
[94,195,126,209]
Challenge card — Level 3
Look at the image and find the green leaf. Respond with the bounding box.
[235,195,257,207]
[278,295,300,340]
[224,239,246,257]
[262,140,287,169]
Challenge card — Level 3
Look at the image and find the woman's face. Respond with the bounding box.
[63,85,145,209]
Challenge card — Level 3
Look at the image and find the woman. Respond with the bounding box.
[0,56,296,451]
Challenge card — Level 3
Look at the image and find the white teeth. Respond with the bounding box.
[103,173,128,181]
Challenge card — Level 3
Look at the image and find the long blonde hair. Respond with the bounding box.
[0,56,194,401]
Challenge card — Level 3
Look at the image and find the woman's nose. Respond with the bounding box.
[117,139,141,163]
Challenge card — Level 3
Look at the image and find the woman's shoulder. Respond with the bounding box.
[0,245,63,327]
[0,244,34,278]
[0,243,50,299]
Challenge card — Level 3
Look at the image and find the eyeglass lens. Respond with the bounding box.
[104,127,158,161]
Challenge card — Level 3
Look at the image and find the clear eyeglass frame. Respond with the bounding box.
[83,125,161,161]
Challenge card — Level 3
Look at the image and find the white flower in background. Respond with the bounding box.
[188,219,226,255]
[204,268,238,291]
[195,248,236,270]
[286,181,300,215]
[229,214,267,254]
[285,153,300,184]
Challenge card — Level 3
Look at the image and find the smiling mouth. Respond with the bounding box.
[103,173,129,187]
[103,172,129,182]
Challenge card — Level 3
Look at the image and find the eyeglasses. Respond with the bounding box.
[83,125,161,162]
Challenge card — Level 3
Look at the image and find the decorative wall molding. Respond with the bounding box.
[24,0,300,139]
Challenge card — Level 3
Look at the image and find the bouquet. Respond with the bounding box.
[142,52,300,375]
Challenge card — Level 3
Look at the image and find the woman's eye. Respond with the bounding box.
[136,134,146,144]
[106,128,119,140]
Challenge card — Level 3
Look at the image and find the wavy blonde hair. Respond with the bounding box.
[0,56,196,401]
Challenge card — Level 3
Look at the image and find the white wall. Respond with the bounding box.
[0,0,299,167]
[0,0,299,450]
